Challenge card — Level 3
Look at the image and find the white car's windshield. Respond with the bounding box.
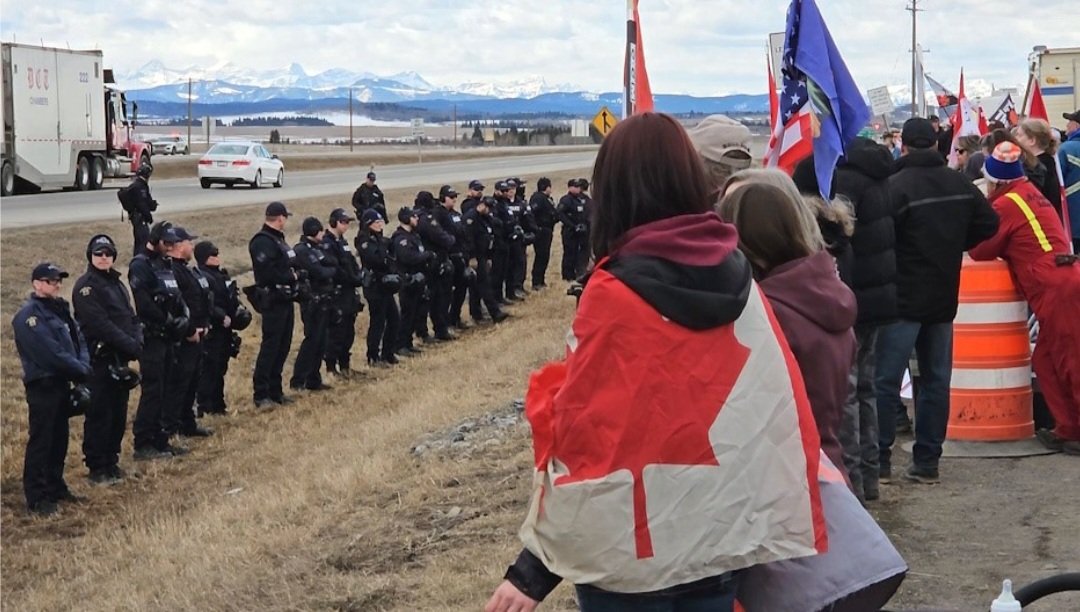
[208,144,250,156]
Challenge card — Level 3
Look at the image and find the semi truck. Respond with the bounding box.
[1,42,151,196]
[1026,46,1080,132]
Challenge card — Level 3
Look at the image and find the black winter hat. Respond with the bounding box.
[414,190,436,209]
[398,206,418,224]
[361,209,383,226]
[901,117,937,149]
[302,216,324,237]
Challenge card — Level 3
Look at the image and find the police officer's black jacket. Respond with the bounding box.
[128,176,158,219]
[415,207,456,257]
[175,261,213,332]
[356,230,395,275]
[72,266,143,360]
[351,183,387,220]
[529,191,558,230]
[507,196,539,235]
[391,226,433,274]
[432,205,467,256]
[129,248,187,329]
[322,232,364,290]
[463,209,495,260]
[12,295,92,383]
[557,193,588,230]
[294,237,337,295]
[198,264,239,326]
[460,195,482,215]
[249,225,297,289]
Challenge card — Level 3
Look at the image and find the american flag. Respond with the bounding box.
[763,3,814,173]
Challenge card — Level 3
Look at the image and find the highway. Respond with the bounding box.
[0,151,596,230]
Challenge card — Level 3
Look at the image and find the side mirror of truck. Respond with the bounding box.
[131,102,139,126]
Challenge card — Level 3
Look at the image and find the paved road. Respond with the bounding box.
[0,151,596,230]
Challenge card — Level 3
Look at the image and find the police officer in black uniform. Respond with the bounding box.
[351,171,388,222]
[558,178,591,280]
[356,209,401,367]
[464,197,509,324]
[460,179,485,215]
[169,227,214,440]
[195,241,248,415]
[248,202,299,409]
[12,262,92,515]
[489,181,513,304]
[504,177,537,299]
[290,217,338,391]
[72,235,143,485]
[529,177,557,290]
[323,208,365,377]
[392,207,435,356]
[414,190,457,342]
[129,223,191,460]
[121,164,158,255]
[433,184,472,330]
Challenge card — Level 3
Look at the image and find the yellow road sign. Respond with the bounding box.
[591,106,618,137]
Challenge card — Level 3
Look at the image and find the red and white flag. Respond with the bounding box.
[949,70,981,166]
[1027,81,1049,121]
[622,0,654,117]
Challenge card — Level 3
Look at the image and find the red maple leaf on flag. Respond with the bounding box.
[532,317,751,560]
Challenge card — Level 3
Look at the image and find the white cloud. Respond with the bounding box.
[1,0,1074,95]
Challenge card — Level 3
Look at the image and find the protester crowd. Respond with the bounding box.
[11,170,595,517]
[484,109,1080,612]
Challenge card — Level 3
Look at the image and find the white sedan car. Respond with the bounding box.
[197,142,284,189]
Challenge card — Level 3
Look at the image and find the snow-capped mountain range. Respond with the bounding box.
[117,60,582,101]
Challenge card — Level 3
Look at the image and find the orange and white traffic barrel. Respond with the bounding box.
[947,258,1034,442]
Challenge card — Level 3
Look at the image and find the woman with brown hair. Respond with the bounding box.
[485,113,827,612]
[717,180,857,479]
[1016,118,1065,219]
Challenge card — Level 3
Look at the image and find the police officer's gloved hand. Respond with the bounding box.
[575,224,588,235]
[524,232,536,245]
[412,272,426,286]
[167,314,190,339]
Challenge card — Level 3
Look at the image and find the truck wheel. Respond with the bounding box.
[140,152,151,170]
[75,156,90,191]
[1,161,13,196]
[89,157,105,190]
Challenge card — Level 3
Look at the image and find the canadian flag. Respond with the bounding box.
[623,0,654,117]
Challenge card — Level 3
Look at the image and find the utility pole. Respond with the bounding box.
[907,0,923,119]
[452,104,457,149]
[348,87,354,153]
[187,78,192,153]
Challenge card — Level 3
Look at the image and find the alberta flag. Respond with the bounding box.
[765,0,870,200]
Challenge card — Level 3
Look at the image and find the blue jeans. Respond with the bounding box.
[576,573,740,612]
[875,320,954,470]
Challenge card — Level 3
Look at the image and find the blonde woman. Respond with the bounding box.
[1016,118,1065,220]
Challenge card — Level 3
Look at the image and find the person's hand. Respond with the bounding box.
[484,581,538,612]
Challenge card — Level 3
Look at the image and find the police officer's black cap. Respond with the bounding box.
[468,179,485,191]
[397,206,418,224]
[366,171,377,180]
[537,177,551,191]
[32,262,69,281]
[568,178,581,188]
[438,185,458,199]
[302,216,324,237]
[329,208,354,224]
[161,225,198,243]
[265,201,292,217]
[194,241,219,265]
[494,180,509,192]
[87,234,118,258]
[505,178,518,188]
[361,209,383,226]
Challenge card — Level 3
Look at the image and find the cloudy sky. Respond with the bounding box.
[1,0,1075,95]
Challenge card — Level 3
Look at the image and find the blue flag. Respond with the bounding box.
[787,0,870,200]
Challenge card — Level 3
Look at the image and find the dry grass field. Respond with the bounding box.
[2,165,1078,611]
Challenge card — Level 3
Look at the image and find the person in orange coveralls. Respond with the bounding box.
[969,142,1080,455]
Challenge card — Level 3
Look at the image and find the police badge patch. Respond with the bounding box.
[80,286,92,296]
[26,316,37,327]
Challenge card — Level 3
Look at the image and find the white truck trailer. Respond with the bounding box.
[1027,46,1080,132]
[1,43,151,196]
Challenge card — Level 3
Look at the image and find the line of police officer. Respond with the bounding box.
[12,225,251,516]
[10,175,591,516]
